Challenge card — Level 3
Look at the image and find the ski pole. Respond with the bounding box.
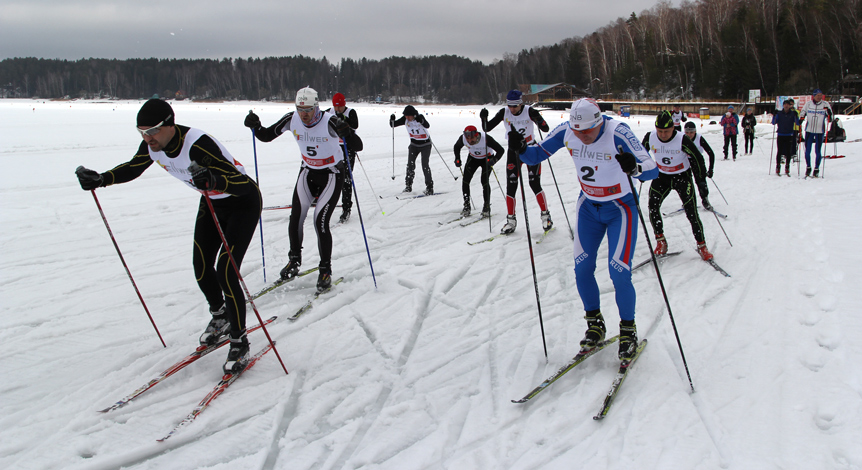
[768,125,775,175]
[88,188,166,348]
[534,137,574,240]
[491,167,506,199]
[190,163,288,375]
[343,142,378,289]
[355,154,386,215]
[431,141,459,181]
[250,123,266,283]
[618,146,693,392]
[391,123,396,180]
[708,178,728,205]
[711,211,733,247]
[518,169,548,362]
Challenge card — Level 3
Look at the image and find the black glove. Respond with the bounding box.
[244,111,261,129]
[75,166,104,190]
[416,114,427,125]
[615,152,639,176]
[480,108,488,121]
[389,114,396,127]
[707,168,714,178]
[188,162,217,191]
[454,157,462,168]
[507,130,526,153]
[333,117,350,138]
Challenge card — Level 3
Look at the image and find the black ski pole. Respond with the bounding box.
[391,124,396,180]
[618,146,694,392]
[768,125,775,175]
[87,186,166,348]
[431,141,459,181]
[189,162,288,375]
[342,142,378,289]
[250,123,267,283]
[518,169,548,361]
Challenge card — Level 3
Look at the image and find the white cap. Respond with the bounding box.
[569,98,603,131]
[295,86,319,108]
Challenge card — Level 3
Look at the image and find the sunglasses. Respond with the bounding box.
[463,131,479,139]
[297,106,315,113]
[137,116,171,137]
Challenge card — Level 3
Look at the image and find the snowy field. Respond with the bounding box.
[1,98,861,470]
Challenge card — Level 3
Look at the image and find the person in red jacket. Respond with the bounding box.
[719,105,739,161]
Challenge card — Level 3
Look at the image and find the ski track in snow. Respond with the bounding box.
[1,100,861,469]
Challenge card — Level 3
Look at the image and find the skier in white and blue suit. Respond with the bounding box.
[512,98,658,361]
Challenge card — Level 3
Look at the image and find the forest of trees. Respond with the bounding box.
[1,0,858,103]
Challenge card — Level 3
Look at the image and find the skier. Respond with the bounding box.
[325,92,360,223]
[643,111,713,262]
[75,99,262,374]
[244,87,357,292]
[720,105,739,160]
[671,104,687,131]
[771,99,801,176]
[480,90,552,234]
[390,105,434,195]
[515,98,658,361]
[683,121,716,209]
[741,107,757,155]
[798,89,833,177]
[452,125,505,217]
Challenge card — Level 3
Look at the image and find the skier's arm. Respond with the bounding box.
[250,112,293,142]
[391,115,406,128]
[453,136,464,166]
[519,122,567,165]
[346,108,359,130]
[699,136,716,175]
[615,123,657,181]
[528,107,550,132]
[486,135,505,163]
[681,135,707,180]
[189,135,257,196]
[416,114,430,128]
[484,109,505,132]
[101,143,155,186]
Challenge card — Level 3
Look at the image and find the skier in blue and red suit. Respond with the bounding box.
[512,98,658,361]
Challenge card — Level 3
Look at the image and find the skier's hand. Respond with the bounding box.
[244,111,261,129]
[416,114,427,125]
[189,162,217,191]
[75,166,104,190]
[707,168,714,178]
[615,152,640,176]
[507,130,526,153]
[454,157,462,167]
[389,114,396,127]
[479,108,488,121]
[333,117,350,138]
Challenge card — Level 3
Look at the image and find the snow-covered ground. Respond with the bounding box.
[1,99,860,470]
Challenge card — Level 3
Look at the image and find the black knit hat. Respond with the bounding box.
[684,121,696,130]
[655,110,674,129]
[137,99,175,127]
[403,105,418,116]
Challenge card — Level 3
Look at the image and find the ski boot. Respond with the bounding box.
[423,185,434,196]
[579,310,606,350]
[223,335,250,374]
[460,200,471,217]
[199,305,229,346]
[541,210,553,231]
[696,241,714,261]
[701,198,713,211]
[403,184,412,193]
[279,254,301,281]
[813,168,820,178]
[339,210,350,224]
[501,215,517,234]
[805,167,812,177]
[481,204,491,218]
[618,320,638,361]
[653,234,668,256]
[316,264,332,293]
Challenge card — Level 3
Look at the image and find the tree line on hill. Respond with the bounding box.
[1,0,857,103]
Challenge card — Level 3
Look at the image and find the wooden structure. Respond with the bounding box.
[518,83,591,109]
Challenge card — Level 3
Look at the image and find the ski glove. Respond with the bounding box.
[507,130,527,153]
[479,108,488,121]
[188,162,217,191]
[75,166,104,190]
[707,168,714,178]
[333,117,350,138]
[244,111,261,129]
[454,157,462,167]
[615,152,640,176]
[389,114,396,127]
[416,114,427,125]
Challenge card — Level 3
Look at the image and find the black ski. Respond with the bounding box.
[593,339,648,420]
[289,277,345,321]
[396,192,446,200]
[512,336,619,404]
[248,267,319,302]
[705,258,731,277]
[631,251,682,272]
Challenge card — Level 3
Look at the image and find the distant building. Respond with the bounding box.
[517,83,591,109]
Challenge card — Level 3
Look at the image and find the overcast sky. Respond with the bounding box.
[1,0,675,64]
